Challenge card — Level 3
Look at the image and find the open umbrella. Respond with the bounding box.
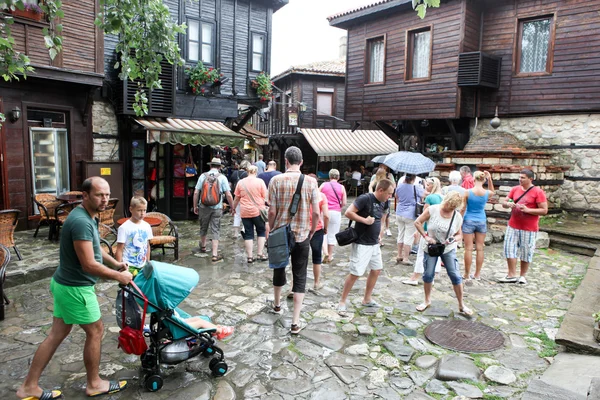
[383,151,436,175]
[371,155,387,164]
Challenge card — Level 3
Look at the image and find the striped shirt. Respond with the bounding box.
[268,171,320,242]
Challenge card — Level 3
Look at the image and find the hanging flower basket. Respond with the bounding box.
[252,72,273,102]
[185,62,225,96]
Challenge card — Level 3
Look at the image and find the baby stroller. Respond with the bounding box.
[116,260,227,392]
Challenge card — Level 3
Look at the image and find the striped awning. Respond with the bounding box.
[300,128,398,161]
[135,117,245,148]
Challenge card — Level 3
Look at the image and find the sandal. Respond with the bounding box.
[247,257,254,264]
[215,325,235,340]
[416,302,431,312]
[199,246,207,253]
[211,255,224,262]
[257,254,268,261]
[21,389,63,400]
[459,306,474,317]
[87,380,128,397]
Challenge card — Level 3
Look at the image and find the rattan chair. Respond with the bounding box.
[52,200,83,240]
[32,194,62,239]
[63,190,83,197]
[147,212,179,260]
[99,223,118,257]
[0,244,11,311]
[0,210,22,260]
[98,198,119,227]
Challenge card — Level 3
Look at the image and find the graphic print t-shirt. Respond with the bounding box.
[117,220,154,267]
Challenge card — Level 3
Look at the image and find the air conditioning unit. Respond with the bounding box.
[118,58,175,116]
[457,51,501,89]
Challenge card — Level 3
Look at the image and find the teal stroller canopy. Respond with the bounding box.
[133,260,199,314]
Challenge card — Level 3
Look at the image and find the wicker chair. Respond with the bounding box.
[63,190,83,197]
[98,198,119,227]
[99,223,118,257]
[32,194,62,239]
[0,243,11,313]
[52,200,83,240]
[0,210,22,260]
[147,212,179,260]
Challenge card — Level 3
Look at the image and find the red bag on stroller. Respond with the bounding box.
[118,282,148,355]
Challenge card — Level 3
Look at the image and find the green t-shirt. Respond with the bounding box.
[424,193,443,232]
[53,206,102,286]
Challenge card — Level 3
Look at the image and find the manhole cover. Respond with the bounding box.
[424,320,505,353]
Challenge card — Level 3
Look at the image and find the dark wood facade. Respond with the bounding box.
[331,0,600,122]
[0,1,104,229]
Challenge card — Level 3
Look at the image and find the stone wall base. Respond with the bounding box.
[92,99,119,161]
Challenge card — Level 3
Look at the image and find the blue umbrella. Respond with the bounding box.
[371,155,387,163]
[383,151,436,175]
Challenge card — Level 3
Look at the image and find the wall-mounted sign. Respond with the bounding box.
[100,168,112,175]
[288,106,298,126]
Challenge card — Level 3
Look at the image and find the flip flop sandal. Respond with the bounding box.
[257,254,268,261]
[211,255,224,262]
[87,380,128,397]
[416,303,431,312]
[247,257,254,264]
[460,306,474,317]
[22,389,63,400]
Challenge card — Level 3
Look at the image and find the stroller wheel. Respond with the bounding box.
[209,358,228,377]
[202,346,215,357]
[144,374,164,392]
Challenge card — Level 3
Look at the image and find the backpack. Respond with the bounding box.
[200,172,221,206]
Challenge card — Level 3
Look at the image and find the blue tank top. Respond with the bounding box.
[464,190,489,221]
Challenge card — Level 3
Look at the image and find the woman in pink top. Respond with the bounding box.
[232,165,268,263]
[319,169,347,263]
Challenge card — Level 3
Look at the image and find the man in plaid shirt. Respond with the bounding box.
[267,146,320,334]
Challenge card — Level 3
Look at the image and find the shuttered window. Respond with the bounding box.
[187,19,214,65]
[517,16,554,75]
[366,36,385,84]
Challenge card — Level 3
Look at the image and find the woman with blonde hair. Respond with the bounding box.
[462,170,494,280]
[320,169,347,263]
[232,165,268,263]
[402,177,443,285]
[414,191,472,316]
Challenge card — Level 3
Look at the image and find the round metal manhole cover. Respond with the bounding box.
[424,320,505,353]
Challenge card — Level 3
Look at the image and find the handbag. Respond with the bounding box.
[427,210,456,257]
[117,282,148,356]
[414,186,424,218]
[240,180,268,222]
[184,145,197,177]
[267,174,304,269]
[335,195,374,246]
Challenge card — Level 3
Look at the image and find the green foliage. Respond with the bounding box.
[593,312,600,323]
[525,331,558,358]
[413,0,441,19]
[41,0,64,61]
[96,0,186,116]
[185,61,223,96]
[253,72,273,101]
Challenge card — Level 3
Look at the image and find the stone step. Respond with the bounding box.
[546,235,599,257]
[541,225,600,242]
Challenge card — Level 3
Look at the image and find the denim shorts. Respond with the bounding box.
[462,219,487,234]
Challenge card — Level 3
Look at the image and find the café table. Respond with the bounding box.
[116,216,162,227]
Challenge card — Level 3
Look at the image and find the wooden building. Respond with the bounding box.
[103,0,287,220]
[329,0,600,212]
[0,1,105,229]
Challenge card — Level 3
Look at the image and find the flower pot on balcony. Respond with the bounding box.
[12,9,45,22]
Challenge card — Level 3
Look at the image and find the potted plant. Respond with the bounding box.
[594,312,600,342]
[251,72,273,103]
[12,3,45,22]
[184,62,224,96]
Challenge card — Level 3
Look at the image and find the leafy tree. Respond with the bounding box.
[413,0,440,19]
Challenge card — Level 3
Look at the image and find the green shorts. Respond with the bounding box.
[50,278,101,325]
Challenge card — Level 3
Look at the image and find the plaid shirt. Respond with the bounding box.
[269,171,320,242]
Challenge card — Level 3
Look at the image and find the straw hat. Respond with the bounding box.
[207,157,222,166]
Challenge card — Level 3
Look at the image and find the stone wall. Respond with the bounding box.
[92,100,119,161]
[471,114,600,212]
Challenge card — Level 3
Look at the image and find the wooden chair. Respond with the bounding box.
[0,210,21,260]
[99,223,118,257]
[0,244,11,314]
[349,179,361,197]
[98,198,119,227]
[147,212,179,260]
[32,194,62,239]
[52,200,83,240]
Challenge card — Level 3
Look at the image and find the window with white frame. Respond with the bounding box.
[517,16,553,74]
[251,33,266,72]
[316,88,334,117]
[187,19,214,64]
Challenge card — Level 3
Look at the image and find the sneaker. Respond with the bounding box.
[517,276,527,285]
[498,275,518,283]
[290,321,306,335]
[266,299,283,315]
[215,325,235,340]
[385,229,392,237]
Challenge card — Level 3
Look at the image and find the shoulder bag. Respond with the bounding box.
[329,182,342,207]
[240,180,268,222]
[335,195,373,246]
[267,174,304,269]
[427,210,456,257]
[184,145,197,177]
[414,186,424,218]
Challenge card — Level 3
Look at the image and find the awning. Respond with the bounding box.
[135,117,245,148]
[300,129,398,161]
[239,125,269,146]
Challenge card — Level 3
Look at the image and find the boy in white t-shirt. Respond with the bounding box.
[116,196,154,269]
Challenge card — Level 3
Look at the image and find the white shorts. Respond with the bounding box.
[349,243,383,276]
[327,210,342,245]
[396,215,417,245]
[233,204,242,227]
[414,237,441,273]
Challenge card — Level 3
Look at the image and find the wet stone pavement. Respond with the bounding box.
[0,213,590,399]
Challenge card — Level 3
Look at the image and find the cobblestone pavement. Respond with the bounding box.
[0,214,590,399]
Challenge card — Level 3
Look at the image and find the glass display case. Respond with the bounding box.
[30,128,70,197]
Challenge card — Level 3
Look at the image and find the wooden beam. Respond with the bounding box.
[445,119,457,150]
